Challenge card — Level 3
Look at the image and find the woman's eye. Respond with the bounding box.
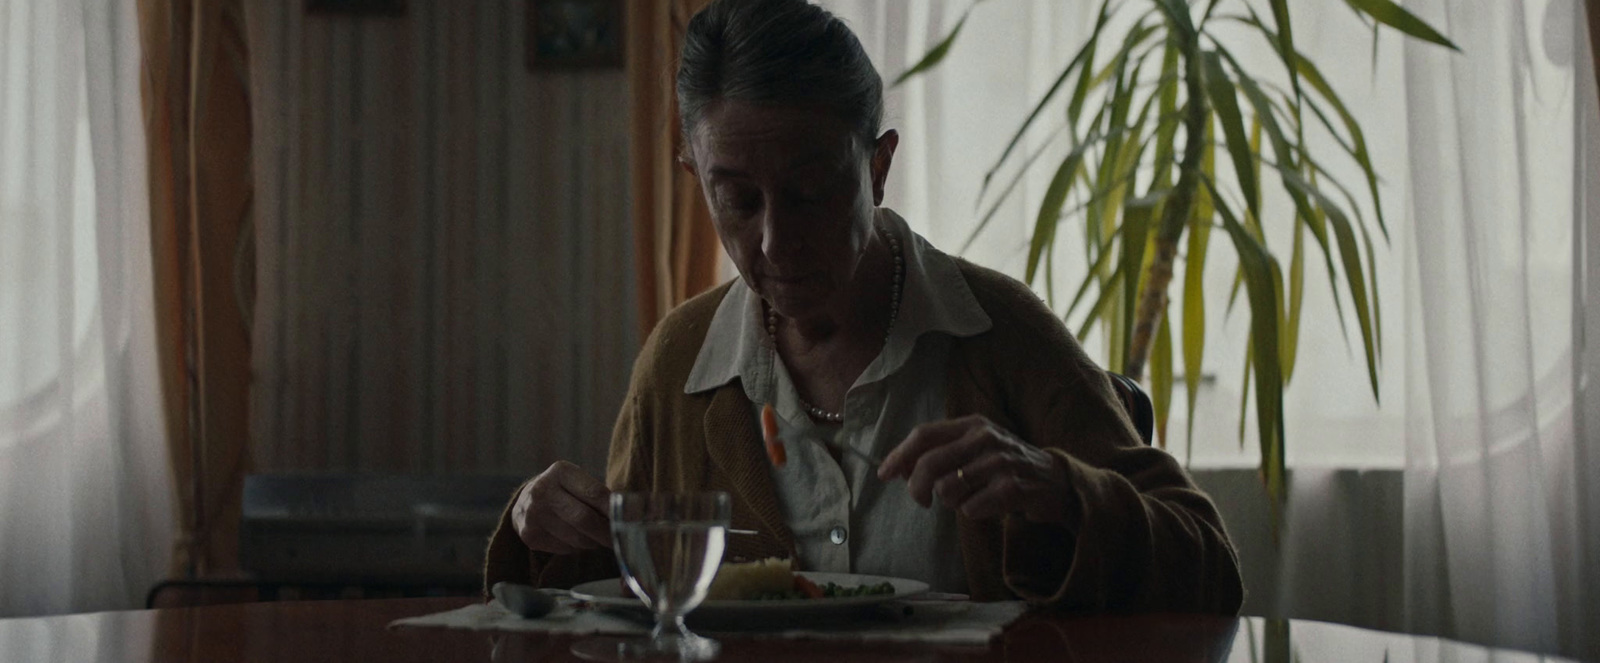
[719,189,761,213]
[791,173,847,204]
[786,185,830,206]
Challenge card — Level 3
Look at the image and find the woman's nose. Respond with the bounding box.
[759,207,805,260]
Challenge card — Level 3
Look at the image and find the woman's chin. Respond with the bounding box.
[762,288,831,320]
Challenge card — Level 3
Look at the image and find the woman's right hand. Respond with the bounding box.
[511,460,613,555]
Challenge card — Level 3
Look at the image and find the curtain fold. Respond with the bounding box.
[1575,2,1600,659]
[136,0,255,577]
[1591,0,1600,97]
[627,0,719,340]
[0,0,173,615]
[1398,0,1594,658]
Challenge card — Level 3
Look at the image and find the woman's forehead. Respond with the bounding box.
[693,101,858,171]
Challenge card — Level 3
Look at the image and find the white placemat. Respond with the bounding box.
[388,598,1029,646]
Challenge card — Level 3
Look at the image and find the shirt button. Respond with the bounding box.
[829,526,848,545]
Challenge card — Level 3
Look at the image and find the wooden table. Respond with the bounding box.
[0,597,1581,662]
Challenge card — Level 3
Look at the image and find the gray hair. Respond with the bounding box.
[676,0,885,149]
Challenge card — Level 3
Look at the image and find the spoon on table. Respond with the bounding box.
[491,582,562,618]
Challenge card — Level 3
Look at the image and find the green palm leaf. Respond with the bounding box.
[1152,41,1183,188]
[1279,172,1381,401]
[1182,117,1214,452]
[890,6,977,88]
[1153,0,1197,45]
[1152,309,1175,448]
[1066,221,1125,320]
[1027,149,1085,285]
[1233,13,1392,241]
[1281,197,1305,383]
[1077,263,1126,341]
[1267,0,1303,104]
[1201,52,1259,221]
[1206,178,1287,505]
[1344,0,1460,51]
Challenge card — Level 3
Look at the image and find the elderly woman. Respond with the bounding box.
[485,0,1243,613]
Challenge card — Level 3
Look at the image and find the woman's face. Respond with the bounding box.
[685,100,897,321]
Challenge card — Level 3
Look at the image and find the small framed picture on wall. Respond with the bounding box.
[527,0,625,69]
[306,0,404,15]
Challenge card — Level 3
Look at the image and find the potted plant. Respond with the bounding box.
[894,0,1457,506]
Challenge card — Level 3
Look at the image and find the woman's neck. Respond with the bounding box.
[779,228,895,351]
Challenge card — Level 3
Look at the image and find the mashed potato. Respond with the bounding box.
[705,557,793,601]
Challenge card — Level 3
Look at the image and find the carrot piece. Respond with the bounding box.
[766,439,787,467]
[761,404,780,440]
[761,404,787,467]
[793,574,823,599]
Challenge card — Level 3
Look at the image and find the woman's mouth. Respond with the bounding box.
[763,273,823,297]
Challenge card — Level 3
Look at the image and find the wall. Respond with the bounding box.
[243,0,636,476]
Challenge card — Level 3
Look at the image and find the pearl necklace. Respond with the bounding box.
[765,230,904,424]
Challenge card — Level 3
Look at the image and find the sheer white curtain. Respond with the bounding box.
[1400,0,1596,657]
[0,0,172,616]
[822,0,1596,658]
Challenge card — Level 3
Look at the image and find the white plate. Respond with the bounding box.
[570,572,928,627]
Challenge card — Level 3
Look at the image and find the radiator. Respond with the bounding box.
[240,474,525,586]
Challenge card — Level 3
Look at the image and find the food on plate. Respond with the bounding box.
[754,576,895,601]
[705,557,897,601]
[706,557,794,600]
[761,404,787,467]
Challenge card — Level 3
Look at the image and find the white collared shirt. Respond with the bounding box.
[683,209,992,593]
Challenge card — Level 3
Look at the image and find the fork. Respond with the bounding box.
[833,443,885,467]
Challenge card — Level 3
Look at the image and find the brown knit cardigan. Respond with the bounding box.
[483,259,1245,614]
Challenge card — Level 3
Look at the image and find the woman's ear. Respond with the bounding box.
[677,155,697,176]
[870,129,899,206]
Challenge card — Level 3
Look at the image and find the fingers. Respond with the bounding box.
[932,451,1013,511]
[904,428,1001,507]
[956,475,1026,521]
[514,461,614,555]
[536,516,591,554]
[556,461,613,513]
[547,487,614,548]
[876,415,1072,524]
[878,415,986,481]
[941,449,1077,524]
[515,494,579,555]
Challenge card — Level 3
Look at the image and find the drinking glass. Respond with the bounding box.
[570,491,730,662]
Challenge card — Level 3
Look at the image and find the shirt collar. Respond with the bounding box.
[683,207,992,396]
[682,279,771,398]
[862,208,990,383]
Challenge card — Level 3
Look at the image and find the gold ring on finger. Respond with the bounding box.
[956,468,966,483]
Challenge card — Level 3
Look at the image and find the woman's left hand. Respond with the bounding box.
[877,414,1080,526]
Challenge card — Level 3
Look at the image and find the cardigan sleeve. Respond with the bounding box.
[481,393,649,598]
[1000,445,1246,614]
[959,263,1244,614]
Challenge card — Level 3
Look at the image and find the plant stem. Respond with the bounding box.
[1125,48,1208,381]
